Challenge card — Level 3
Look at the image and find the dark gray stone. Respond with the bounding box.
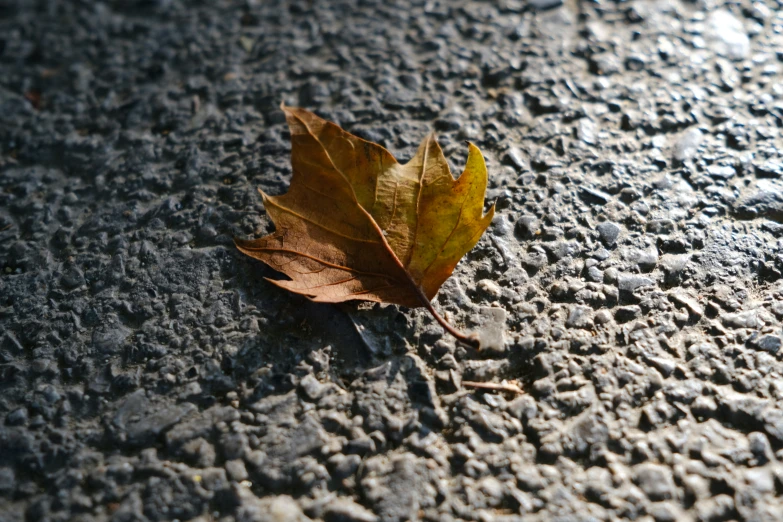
[596,222,621,247]
[751,334,781,354]
[527,0,563,10]
[113,390,196,447]
[181,437,217,468]
[580,187,612,205]
[503,148,527,170]
[748,432,773,463]
[91,322,132,355]
[618,274,654,294]
[5,408,28,427]
[733,180,783,221]
[566,306,593,329]
[0,467,15,495]
[634,463,676,501]
[755,160,783,178]
[515,215,539,239]
[60,266,85,289]
[615,305,641,323]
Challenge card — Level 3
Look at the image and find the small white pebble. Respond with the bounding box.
[477,279,502,299]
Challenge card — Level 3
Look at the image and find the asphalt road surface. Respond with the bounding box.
[3,0,783,521]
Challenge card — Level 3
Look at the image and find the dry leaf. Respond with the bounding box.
[236,105,495,345]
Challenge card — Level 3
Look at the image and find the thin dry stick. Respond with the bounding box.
[462,380,525,394]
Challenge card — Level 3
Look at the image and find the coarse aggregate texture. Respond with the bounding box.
[3,0,783,521]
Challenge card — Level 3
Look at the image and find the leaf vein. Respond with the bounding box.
[420,188,471,278]
[264,196,380,244]
[240,246,400,282]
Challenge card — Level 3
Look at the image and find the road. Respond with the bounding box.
[2,0,783,520]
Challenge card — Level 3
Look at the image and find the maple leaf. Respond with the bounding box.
[236,105,495,346]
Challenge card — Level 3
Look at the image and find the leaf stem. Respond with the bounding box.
[412,285,480,348]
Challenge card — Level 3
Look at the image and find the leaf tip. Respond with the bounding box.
[465,141,482,156]
[485,201,497,221]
